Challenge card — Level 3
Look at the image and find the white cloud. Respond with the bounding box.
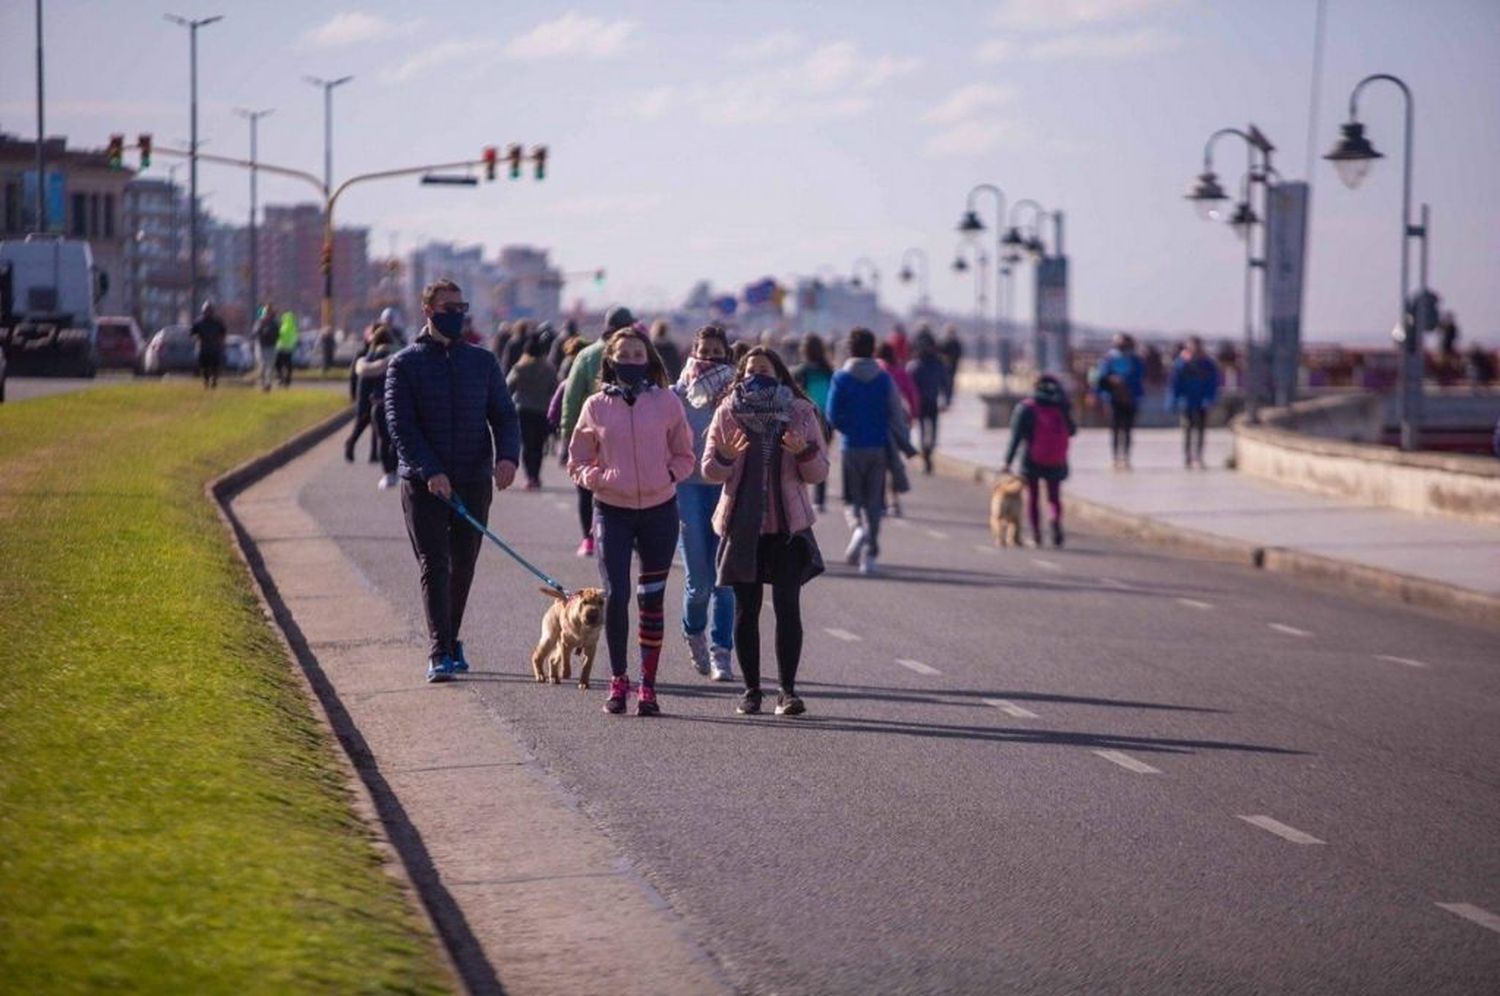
[1026,25,1180,59]
[990,0,1179,31]
[632,86,674,120]
[923,119,1016,159]
[688,38,918,125]
[301,11,418,49]
[975,38,1019,63]
[504,12,635,60]
[552,192,667,219]
[925,83,1016,125]
[728,31,804,62]
[386,40,500,83]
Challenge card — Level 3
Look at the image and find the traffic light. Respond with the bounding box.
[483,145,497,181]
[531,146,547,180]
[593,268,605,287]
[137,133,152,169]
[106,134,124,169]
[506,144,523,180]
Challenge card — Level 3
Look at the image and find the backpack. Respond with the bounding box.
[1023,399,1069,468]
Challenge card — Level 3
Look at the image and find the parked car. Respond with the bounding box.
[96,316,147,372]
[223,334,255,373]
[142,325,197,375]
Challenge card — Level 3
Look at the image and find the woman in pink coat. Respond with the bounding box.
[568,327,695,716]
[701,346,829,717]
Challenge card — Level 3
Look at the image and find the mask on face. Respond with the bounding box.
[431,311,465,339]
[746,373,779,393]
[614,362,650,389]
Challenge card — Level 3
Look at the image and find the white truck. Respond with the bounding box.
[0,236,108,379]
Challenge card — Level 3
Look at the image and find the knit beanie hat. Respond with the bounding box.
[604,306,636,334]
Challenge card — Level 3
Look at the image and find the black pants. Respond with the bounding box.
[347,396,379,460]
[594,498,679,678]
[1109,403,1137,461]
[917,403,940,474]
[199,351,221,388]
[400,478,492,661]
[732,536,806,694]
[518,409,550,484]
[576,484,594,539]
[373,398,398,474]
[274,350,294,386]
[1182,408,1208,464]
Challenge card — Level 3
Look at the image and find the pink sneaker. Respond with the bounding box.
[635,682,660,717]
[576,536,595,558]
[603,675,630,714]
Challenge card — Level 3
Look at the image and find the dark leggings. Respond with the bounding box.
[518,409,549,483]
[1025,476,1062,537]
[347,396,379,459]
[1182,408,1207,463]
[372,397,398,474]
[1110,404,1137,461]
[594,498,680,679]
[576,485,594,539]
[731,536,806,693]
[918,405,940,472]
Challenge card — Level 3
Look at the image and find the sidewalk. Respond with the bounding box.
[933,391,1500,621]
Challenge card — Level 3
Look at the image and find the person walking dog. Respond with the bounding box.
[385,279,521,683]
[1003,374,1077,548]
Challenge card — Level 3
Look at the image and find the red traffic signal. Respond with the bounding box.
[531,146,547,181]
[482,145,497,181]
[106,134,125,169]
[137,133,152,169]
[506,144,523,180]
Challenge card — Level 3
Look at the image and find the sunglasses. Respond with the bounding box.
[437,301,470,315]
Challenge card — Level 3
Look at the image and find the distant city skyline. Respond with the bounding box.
[1,0,1497,343]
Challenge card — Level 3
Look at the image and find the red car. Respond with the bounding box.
[96,316,147,372]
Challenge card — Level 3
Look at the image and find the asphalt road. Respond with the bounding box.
[300,447,1500,995]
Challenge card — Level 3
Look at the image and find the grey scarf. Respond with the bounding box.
[715,381,794,585]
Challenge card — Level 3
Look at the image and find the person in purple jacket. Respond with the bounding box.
[385,278,521,684]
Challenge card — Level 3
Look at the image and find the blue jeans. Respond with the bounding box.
[676,482,734,649]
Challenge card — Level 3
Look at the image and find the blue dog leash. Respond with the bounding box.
[440,493,570,597]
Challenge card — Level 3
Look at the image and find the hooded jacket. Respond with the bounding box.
[276,312,299,352]
[1005,380,1077,481]
[1168,353,1221,412]
[701,395,829,536]
[567,384,695,510]
[826,357,904,450]
[384,332,521,484]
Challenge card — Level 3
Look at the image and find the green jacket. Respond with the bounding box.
[560,339,606,442]
[277,313,300,352]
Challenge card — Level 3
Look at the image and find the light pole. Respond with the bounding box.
[1001,199,1052,374]
[1185,125,1275,416]
[951,241,987,364]
[165,12,222,309]
[305,74,352,330]
[1324,73,1425,452]
[956,183,1007,372]
[33,0,46,232]
[851,257,880,293]
[898,248,930,312]
[233,107,272,330]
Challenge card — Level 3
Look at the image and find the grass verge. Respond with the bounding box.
[0,384,452,993]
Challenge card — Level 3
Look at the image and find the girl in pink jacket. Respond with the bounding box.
[568,327,695,716]
[701,346,829,717]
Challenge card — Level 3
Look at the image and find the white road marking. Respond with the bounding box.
[552,500,571,511]
[1268,623,1312,638]
[888,518,911,529]
[1092,750,1162,774]
[824,628,861,642]
[895,658,942,676]
[972,543,998,554]
[1436,903,1500,934]
[924,528,950,540]
[1375,654,1429,669]
[1031,558,1061,571]
[1176,597,1214,610]
[1098,576,1129,588]
[983,698,1039,719]
[1236,815,1325,845]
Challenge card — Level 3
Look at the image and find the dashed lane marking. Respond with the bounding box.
[1032,558,1061,571]
[895,658,942,676]
[972,543,999,554]
[1092,750,1162,774]
[1176,597,1214,610]
[1375,654,1429,669]
[888,518,912,529]
[1236,815,1325,845]
[924,528,950,540]
[824,628,861,642]
[1436,903,1500,935]
[1098,576,1129,588]
[1268,623,1312,638]
[983,698,1039,719]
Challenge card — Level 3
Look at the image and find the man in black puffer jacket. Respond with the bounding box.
[386,278,521,683]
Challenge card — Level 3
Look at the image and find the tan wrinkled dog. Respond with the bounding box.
[531,586,605,688]
[990,473,1026,547]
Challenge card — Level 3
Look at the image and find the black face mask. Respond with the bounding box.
[614,363,650,389]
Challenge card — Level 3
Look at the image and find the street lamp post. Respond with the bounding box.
[951,241,987,364]
[305,74,352,330]
[233,107,272,330]
[33,0,46,232]
[1324,73,1425,451]
[956,182,1008,373]
[165,12,222,309]
[851,257,880,293]
[898,248,930,311]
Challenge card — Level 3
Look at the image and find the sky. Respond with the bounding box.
[2,0,1498,343]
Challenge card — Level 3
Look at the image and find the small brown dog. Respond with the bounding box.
[531,586,605,688]
[990,473,1025,547]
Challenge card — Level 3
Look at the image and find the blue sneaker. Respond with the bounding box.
[426,654,457,683]
[450,641,470,674]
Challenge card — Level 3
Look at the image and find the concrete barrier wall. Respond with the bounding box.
[1233,393,1500,524]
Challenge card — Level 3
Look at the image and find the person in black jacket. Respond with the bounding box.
[385,278,522,683]
[190,301,227,389]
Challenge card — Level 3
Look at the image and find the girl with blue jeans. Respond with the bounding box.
[672,325,737,680]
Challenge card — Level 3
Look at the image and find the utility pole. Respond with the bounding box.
[165,13,223,310]
[234,107,273,328]
[34,0,46,232]
[305,75,352,330]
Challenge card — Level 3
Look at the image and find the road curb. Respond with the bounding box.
[204,404,469,993]
[929,449,1500,629]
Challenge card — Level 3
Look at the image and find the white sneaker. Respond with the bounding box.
[859,553,880,576]
[683,631,711,676]
[377,472,397,489]
[844,527,865,566]
[709,645,733,682]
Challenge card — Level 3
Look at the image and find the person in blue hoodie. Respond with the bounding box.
[1168,336,1221,469]
[827,327,906,576]
[1094,333,1146,469]
[386,278,521,684]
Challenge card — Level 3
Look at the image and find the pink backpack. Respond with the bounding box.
[1023,399,1069,467]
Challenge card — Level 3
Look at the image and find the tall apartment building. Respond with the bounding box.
[406,241,502,327]
[258,203,369,328]
[495,245,562,322]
